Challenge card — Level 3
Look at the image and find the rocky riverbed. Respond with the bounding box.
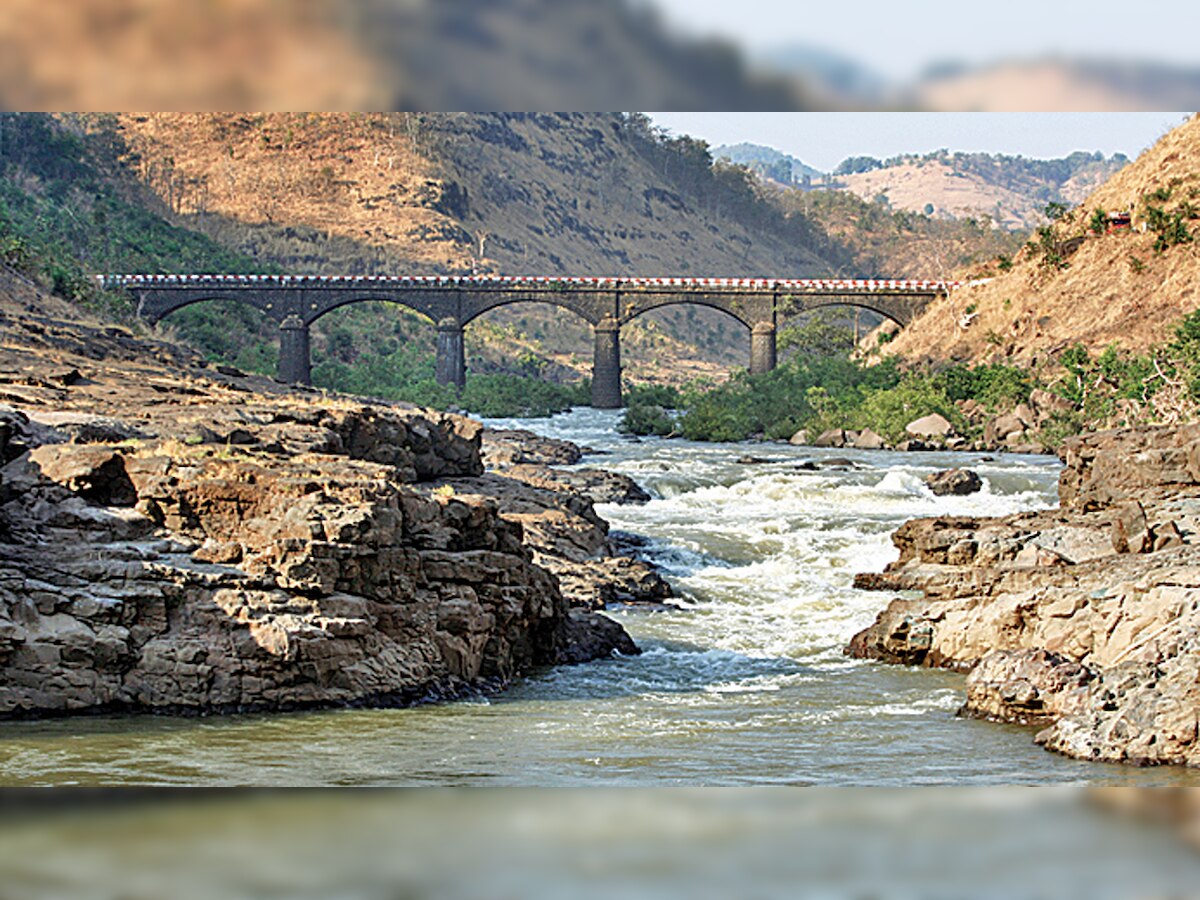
[0,281,660,718]
[850,422,1200,768]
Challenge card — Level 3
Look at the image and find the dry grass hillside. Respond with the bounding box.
[837,156,1122,231]
[0,0,388,109]
[0,0,811,111]
[879,115,1200,367]
[115,112,831,278]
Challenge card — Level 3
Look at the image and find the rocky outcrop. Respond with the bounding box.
[481,429,583,467]
[0,299,638,718]
[477,427,674,611]
[851,423,1200,768]
[500,464,651,506]
[456,443,673,611]
[925,468,983,496]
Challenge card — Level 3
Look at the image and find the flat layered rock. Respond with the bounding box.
[850,423,1200,768]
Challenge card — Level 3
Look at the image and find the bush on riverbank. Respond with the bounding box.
[669,309,1200,446]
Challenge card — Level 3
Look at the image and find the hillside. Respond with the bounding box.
[833,151,1127,230]
[879,114,1200,367]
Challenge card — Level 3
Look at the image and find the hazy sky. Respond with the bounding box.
[648,113,1190,172]
[647,0,1199,81]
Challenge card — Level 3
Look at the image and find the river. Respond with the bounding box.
[1,408,1198,787]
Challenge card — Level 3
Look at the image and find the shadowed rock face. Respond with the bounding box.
[850,424,1200,767]
[0,291,638,718]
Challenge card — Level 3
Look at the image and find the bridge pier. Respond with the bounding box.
[278,315,312,385]
[592,317,622,409]
[750,322,777,376]
[435,318,466,389]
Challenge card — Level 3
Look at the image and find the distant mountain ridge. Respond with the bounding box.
[713,142,824,184]
[717,141,1129,231]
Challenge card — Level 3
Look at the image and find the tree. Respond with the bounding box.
[834,156,883,176]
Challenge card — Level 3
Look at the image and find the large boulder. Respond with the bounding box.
[905,413,953,440]
[812,429,848,448]
[1029,389,1074,422]
[27,445,138,507]
[502,464,651,506]
[788,429,809,446]
[925,468,983,496]
[853,428,887,450]
[985,414,1025,444]
[482,429,583,467]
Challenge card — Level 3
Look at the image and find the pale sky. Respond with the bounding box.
[646,0,1200,81]
[647,113,1190,172]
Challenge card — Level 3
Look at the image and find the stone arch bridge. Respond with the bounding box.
[102,274,956,408]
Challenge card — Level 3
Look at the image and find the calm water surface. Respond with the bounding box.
[2,408,1198,786]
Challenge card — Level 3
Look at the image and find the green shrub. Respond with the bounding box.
[620,402,675,436]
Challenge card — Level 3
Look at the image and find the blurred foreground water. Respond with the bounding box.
[4,788,1200,899]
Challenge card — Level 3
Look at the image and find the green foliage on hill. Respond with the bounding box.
[876,148,1127,194]
[0,112,276,364]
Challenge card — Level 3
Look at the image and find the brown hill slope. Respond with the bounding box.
[879,114,1200,367]
[0,0,810,110]
[836,155,1122,231]
[115,112,832,277]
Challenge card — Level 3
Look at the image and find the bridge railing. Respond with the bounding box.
[100,274,959,293]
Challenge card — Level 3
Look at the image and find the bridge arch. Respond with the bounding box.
[619,296,755,331]
[137,291,283,325]
[304,295,441,328]
[459,292,611,328]
[777,295,919,330]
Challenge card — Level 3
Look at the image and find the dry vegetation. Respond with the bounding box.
[837,157,1116,231]
[878,115,1200,368]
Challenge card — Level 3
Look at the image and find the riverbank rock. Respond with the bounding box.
[502,463,651,506]
[850,422,1200,768]
[905,413,953,440]
[813,429,849,448]
[0,293,639,718]
[448,465,672,612]
[475,429,674,611]
[853,429,887,450]
[482,429,583,466]
[925,468,983,496]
